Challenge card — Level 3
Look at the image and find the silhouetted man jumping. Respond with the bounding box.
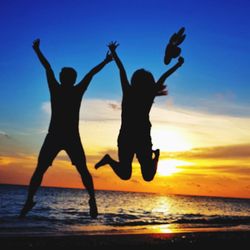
[20,39,112,219]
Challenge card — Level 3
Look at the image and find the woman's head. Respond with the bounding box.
[131,69,155,92]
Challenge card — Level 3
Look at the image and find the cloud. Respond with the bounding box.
[150,103,250,148]
[156,144,250,182]
[81,99,121,122]
[40,98,250,151]
[0,154,36,167]
[0,130,10,139]
[151,103,250,128]
[177,164,250,177]
[167,144,250,160]
[41,102,50,114]
[108,102,121,111]
[172,90,250,118]
[196,92,250,117]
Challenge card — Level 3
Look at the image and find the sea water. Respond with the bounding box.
[0,184,250,235]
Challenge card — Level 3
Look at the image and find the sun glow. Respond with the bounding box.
[157,159,193,176]
[152,128,192,152]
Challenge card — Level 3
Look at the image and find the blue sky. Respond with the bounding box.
[0,0,250,142]
[1,0,250,197]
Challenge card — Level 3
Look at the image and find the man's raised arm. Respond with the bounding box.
[33,39,51,70]
[32,39,58,91]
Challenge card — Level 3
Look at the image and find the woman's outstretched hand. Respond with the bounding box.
[177,56,184,66]
[108,41,119,53]
[104,51,113,63]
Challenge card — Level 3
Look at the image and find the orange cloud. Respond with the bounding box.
[170,144,250,160]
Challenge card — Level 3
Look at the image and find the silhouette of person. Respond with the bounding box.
[20,39,112,219]
[95,41,184,181]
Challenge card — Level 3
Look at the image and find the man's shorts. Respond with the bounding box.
[37,133,86,166]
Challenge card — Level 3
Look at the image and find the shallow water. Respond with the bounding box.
[1,184,250,235]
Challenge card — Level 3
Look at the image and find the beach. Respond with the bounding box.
[1,185,250,249]
[1,230,250,250]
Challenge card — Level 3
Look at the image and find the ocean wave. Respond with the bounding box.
[105,214,250,227]
[176,214,250,224]
[1,213,250,227]
[1,185,250,233]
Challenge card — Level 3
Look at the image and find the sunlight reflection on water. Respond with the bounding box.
[1,185,250,235]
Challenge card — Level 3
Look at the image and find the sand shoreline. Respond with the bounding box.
[1,230,250,250]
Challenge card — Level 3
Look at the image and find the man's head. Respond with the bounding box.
[59,67,77,86]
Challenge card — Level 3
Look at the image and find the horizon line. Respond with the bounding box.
[1,183,249,200]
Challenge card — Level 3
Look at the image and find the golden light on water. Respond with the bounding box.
[149,197,177,233]
[152,196,171,214]
[157,159,193,176]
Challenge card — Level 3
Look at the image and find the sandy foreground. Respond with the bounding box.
[1,230,250,250]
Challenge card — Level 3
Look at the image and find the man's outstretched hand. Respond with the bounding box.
[104,51,113,63]
[108,41,119,53]
[32,39,40,51]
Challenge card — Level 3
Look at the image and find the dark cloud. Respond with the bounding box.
[108,103,121,111]
[130,179,140,184]
[87,148,118,162]
[0,131,11,139]
[55,154,71,162]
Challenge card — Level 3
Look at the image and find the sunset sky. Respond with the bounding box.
[0,0,250,198]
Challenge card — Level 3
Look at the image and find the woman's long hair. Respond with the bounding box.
[131,69,155,97]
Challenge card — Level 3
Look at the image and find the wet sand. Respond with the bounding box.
[1,230,250,250]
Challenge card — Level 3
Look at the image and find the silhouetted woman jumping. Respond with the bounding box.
[95,41,184,181]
